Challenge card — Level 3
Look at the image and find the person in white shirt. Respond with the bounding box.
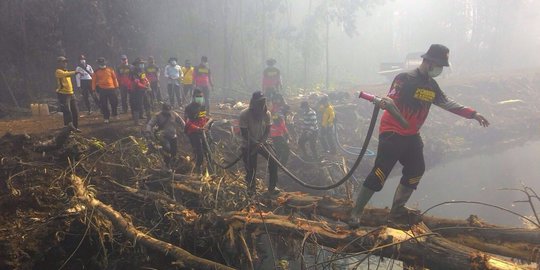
[75,55,98,114]
[164,57,183,108]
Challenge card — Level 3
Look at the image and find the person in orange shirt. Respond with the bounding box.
[92,57,120,123]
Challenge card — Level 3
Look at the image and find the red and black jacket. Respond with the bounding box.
[184,102,209,135]
[380,69,476,136]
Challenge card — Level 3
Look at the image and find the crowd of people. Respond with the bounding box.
[54,44,491,228]
[55,54,213,129]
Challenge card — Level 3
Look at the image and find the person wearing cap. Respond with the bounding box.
[270,93,290,164]
[184,88,211,174]
[193,56,214,114]
[181,60,195,105]
[146,102,185,170]
[164,57,183,108]
[348,44,490,228]
[75,54,98,114]
[117,55,132,114]
[239,91,278,196]
[130,58,151,125]
[262,58,282,100]
[298,101,319,161]
[55,56,81,132]
[146,56,162,105]
[92,57,120,123]
[317,96,336,154]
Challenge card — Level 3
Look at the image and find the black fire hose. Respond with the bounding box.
[334,123,376,157]
[260,105,380,190]
[202,129,244,170]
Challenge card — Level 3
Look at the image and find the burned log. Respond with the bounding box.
[273,191,540,263]
[223,211,534,270]
[165,180,540,263]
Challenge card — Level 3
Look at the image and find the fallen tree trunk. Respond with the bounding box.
[224,211,535,270]
[70,174,234,270]
[165,180,540,263]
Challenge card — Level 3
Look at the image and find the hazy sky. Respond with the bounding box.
[302,0,540,84]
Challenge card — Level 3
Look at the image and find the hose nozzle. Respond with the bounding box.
[359,91,410,128]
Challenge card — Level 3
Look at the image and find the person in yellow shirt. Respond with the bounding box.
[92,57,120,123]
[181,59,194,105]
[318,96,336,154]
[55,56,81,132]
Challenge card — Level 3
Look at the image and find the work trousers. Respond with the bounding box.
[160,135,177,168]
[167,83,181,107]
[182,84,193,105]
[363,132,425,192]
[98,88,118,120]
[130,90,151,120]
[319,126,336,153]
[271,136,290,165]
[149,81,162,105]
[199,86,210,114]
[119,85,129,113]
[57,93,79,128]
[298,130,318,159]
[242,144,278,192]
[79,79,99,112]
[188,132,208,173]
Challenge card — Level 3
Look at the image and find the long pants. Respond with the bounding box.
[242,145,278,192]
[271,136,290,164]
[119,85,129,113]
[131,90,152,120]
[142,91,152,119]
[167,83,181,107]
[363,132,425,192]
[188,132,208,173]
[79,79,98,112]
[57,93,79,128]
[319,126,336,153]
[98,88,118,120]
[150,81,162,104]
[199,86,210,114]
[298,130,318,159]
[182,84,193,104]
[159,135,177,168]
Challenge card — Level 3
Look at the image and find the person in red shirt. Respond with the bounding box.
[262,58,282,100]
[349,44,490,228]
[117,55,132,114]
[146,56,162,105]
[130,58,151,125]
[184,89,211,174]
[193,56,214,114]
[270,93,290,164]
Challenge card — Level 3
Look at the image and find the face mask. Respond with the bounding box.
[194,97,204,104]
[428,65,443,78]
[99,65,106,69]
[171,61,177,66]
[138,64,145,69]
[80,60,86,65]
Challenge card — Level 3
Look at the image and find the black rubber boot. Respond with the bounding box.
[347,185,375,228]
[387,184,422,229]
